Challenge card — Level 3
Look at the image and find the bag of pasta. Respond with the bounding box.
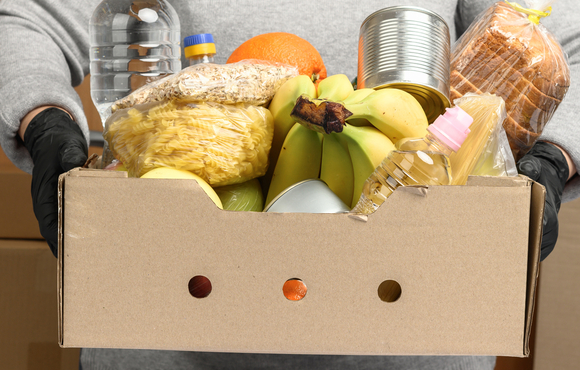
[450,0,570,161]
[103,100,274,187]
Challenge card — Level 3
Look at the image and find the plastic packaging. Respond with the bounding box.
[89,0,182,125]
[103,100,274,186]
[184,33,216,66]
[214,179,264,212]
[450,0,570,161]
[449,93,516,184]
[352,106,473,214]
[110,60,299,112]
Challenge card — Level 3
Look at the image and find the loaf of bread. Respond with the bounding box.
[451,1,570,160]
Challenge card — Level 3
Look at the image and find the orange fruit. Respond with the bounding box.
[283,278,307,301]
[227,32,327,83]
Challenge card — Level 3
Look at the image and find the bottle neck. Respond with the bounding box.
[188,54,215,66]
[423,132,456,156]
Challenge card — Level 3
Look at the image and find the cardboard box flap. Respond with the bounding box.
[524,180,545,355]
[466,175,531,187]
[58,168,129,344]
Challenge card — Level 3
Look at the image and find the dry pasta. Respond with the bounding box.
[103,100,274,186]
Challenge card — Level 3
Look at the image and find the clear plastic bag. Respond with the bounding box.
[449,93,517,184]
[450,1,570,161]
[110,59,299,113]
[103,100,274,186]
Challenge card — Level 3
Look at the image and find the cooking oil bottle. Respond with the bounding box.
[352,106,473,214]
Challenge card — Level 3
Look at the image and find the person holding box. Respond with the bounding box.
[1,0,577,368]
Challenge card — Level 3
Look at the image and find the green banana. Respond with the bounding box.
[263,75,317,195]
[343,88,375,104]
[265,123,323,207]
[333,124,395,209]
[316,74,354,101]
[320,133,354,207]
[343,88,375,127]
[344,88,428,143]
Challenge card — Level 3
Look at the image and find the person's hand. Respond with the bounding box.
[23,107,88,257]
[517,141,569,261]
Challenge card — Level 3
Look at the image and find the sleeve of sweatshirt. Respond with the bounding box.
[455,0,580,203]
[0,0,97,174]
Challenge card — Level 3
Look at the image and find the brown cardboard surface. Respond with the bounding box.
[532,197,580,370]
[0,170,43,239]
[0,239,80,370]
[58,170,541,356]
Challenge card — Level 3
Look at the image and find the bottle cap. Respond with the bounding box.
[427,106,473,152]
[184,33,214,47]
[184,33,216,58]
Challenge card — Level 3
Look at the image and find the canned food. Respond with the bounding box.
[264,179,351,213]
[358,6,451,123]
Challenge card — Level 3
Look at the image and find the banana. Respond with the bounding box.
[344,88,428,143]
[263,75,317,194]
[316,74,354,101]
[343,88,375,104]
[265,123,323,207]
[320,133,354,207]
[343,88,375,127]
[333,124,395,209]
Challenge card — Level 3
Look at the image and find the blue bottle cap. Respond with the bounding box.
[184,33,214,47]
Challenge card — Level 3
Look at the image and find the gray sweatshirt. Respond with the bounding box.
[0,0,578,202]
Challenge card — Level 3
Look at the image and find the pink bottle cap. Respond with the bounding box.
[427,106,473,152]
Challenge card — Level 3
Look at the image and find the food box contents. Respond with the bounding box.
[451,1,570,161]
[449,92,515,185]
[104,100,274,186]
[110,60,299,112]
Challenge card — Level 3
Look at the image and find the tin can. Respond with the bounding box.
[357,6,451,123]
[264,179,350,213]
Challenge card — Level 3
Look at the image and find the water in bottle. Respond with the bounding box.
[89,0,181,167]
[352,106,473,214]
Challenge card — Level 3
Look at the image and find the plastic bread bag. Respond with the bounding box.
[110,60,299,113]
[103,100,274,187]
[450,0,570,161]
[449,93,517,184]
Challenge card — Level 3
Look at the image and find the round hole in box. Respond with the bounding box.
[378,280,401,302]
[283,278,307,301]
[188,275,212,298]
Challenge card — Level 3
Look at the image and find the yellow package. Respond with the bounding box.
[104,100,274,187]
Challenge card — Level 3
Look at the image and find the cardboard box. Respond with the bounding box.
[57,169,544,356]
[532,197,580,370]
[0,239,80,370]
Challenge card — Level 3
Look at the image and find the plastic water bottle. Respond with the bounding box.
[89,0,181,167]
[184,33,216,66]
[352,106,474,214]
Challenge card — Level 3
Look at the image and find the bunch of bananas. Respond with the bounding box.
[262,74,429,209]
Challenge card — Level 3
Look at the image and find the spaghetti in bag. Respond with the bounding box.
[451,0,570,161]
[103,100,274,186]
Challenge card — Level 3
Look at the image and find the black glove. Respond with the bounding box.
[517,141,569,261]
[23,107,88,258]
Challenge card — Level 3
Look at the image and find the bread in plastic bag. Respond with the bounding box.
[450,1,570,161]
[449,93,517,184]
[103,100,274,186]
[110,60,299,113]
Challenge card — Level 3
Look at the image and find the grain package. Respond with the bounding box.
[104,100,274,186]
[110,60,299,112]
[451,1,570,161]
